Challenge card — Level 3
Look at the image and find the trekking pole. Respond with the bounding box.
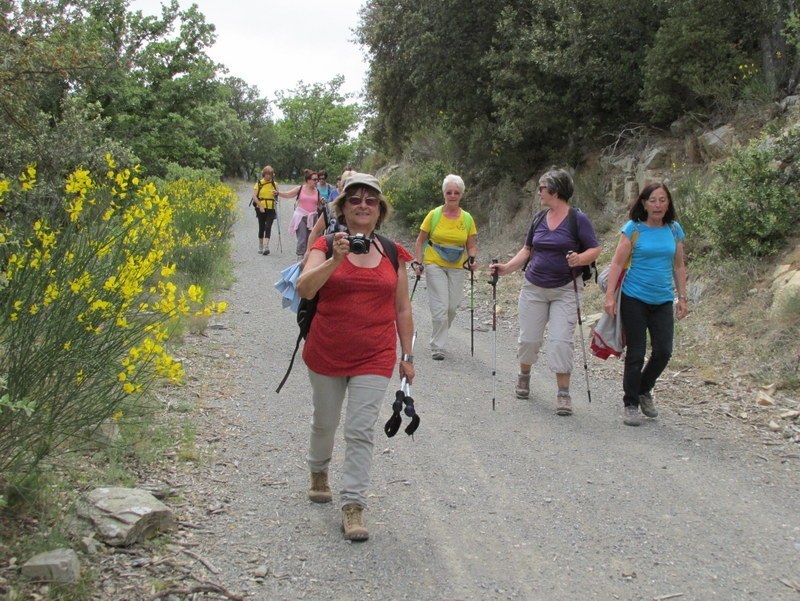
[568,252,592,403]
[271,182,283,254]
[489,259,499,410]
[409,262,423,301]
[463,256,475,356]
[410,274,420,301]
[275,203,283,254]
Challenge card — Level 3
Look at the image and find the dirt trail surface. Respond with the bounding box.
[161,183,800,601]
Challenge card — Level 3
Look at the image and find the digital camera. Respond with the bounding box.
[346,233,371,254]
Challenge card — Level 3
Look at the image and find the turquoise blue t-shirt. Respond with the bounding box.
[620,220,685,304]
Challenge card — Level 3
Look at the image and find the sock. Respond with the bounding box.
[558,386,569,394]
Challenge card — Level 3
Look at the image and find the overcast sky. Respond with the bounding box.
[128,0,370,104]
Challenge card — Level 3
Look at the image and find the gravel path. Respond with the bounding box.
[178,183,800,600]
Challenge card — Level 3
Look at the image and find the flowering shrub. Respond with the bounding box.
[0,157,233,474]
[164,178,237,285]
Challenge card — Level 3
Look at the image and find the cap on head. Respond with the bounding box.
[341,172,382,195]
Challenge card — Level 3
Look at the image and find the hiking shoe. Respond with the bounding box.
[341,503,368,541]
[516,373,531,399]
[639,392,658,418]
[623,405,642,426]
[308,471,332,504]
[431,351,445,361]
[555,392,573,416]
[258,247,264,254]
[263,248,270,256]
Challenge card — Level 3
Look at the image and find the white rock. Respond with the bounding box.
[756,391,777,406]
[79,487,175,547]
[21,549,80,583]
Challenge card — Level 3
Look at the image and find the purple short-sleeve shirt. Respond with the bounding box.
[524,209,599,288]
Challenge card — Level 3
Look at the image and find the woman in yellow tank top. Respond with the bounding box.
[251,165,278,255]
[412,174,478,360]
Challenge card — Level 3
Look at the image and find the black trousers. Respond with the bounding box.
[620,292,674,406]
[255,208,276,239]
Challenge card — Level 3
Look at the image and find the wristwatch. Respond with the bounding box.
[401,354,414,363]
[677,294,687,301]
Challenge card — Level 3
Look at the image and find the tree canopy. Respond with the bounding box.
[357,0,796,180]
[0,0,361,204]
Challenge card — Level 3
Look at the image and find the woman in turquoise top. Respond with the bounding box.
[603,182,689,426]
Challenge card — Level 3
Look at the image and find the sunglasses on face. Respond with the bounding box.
[347,195,380,207]
[309,177,318,181]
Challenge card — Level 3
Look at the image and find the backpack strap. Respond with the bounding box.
[624,223,640,270]
[521,209,549,271]
[428,206,444,241]
[669,222,679,241]
[276,235,336,394]
[567,207,581,251]
[429,206,473,240]
[568,207,599,283]
[374,233,399,271]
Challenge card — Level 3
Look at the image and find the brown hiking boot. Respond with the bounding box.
[341,503,368,541]
[308,471,332,504]
[555,392,573,416]
[515,373,530,399]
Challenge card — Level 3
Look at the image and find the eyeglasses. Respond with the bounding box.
[317,175,326,180]
[309,177,318,181]
[538,185,548,192]
[347,196,380,207]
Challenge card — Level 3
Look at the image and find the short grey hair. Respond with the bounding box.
[539,168,574,202]
[442,174,465,195]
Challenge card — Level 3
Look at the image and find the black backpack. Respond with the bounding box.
[523,207,597,283]
[275,234,400,393]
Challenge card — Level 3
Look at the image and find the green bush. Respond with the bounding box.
[686,134,800,257]
[161,163,222,183]
[382,160,454,229]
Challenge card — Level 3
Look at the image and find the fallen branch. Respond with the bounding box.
[148,579,244,600]
[778,577,800,591]
[653,594,684,601]
[182,549,221,574]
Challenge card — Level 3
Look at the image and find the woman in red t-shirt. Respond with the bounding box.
[296,173,415,542]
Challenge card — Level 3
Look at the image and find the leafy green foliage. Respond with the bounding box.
[640,0,766,123]
[271,76,361,179]
[383,160,454,229]
[685,131,800,257]
[0,0,278,184]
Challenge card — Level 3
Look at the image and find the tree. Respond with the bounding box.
[219,76,273,178]
[641,0,769,123]
[272,76,361,178]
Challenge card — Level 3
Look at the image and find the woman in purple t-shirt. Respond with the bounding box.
[491,168,600,416]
